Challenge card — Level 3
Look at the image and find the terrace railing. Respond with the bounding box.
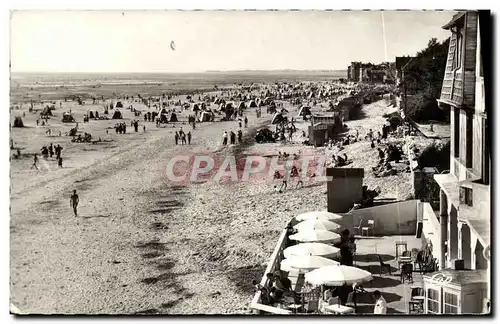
[249,228,292,315]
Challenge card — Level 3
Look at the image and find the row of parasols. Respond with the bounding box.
[281,211,372,287]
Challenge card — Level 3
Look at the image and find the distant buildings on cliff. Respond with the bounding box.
[347,61,396,84]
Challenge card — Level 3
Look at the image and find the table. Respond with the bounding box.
[287,304,303,314]
[324,304,355,314]
[395,241,408,258]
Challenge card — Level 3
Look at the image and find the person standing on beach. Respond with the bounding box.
[31,154,39,171]
[244,116,248,128]
[49,143,54,158]
[58,156,63,168]
[70,190,79,217]
[223,131,228,145]
[187,131,192,145]
[174,131,179,145]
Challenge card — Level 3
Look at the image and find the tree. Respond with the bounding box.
[401,37,451,122]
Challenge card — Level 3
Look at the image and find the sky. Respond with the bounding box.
[10,10,456,73]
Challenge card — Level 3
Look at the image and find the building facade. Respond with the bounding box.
[434,11,490,309]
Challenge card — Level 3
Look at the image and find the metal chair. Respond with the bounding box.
[304,299,320,314]
[346,292,357,312]
[377,254,392,276]
[401,263,413,283]
[353,219,363,235]
[361,219,375,236]
[408,287,424,314]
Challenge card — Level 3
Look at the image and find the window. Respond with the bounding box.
[453,32,463,71]
[427,288,441,314]
[444,291,459,314]
[460,187,473,206]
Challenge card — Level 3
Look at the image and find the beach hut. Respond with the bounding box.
[61,112,75,123]
[248,100,257,108]
[271,113,285,124]
[192,103,200,112]
[169,112,178,122]
[159,114,168,123]
[199,111,211,122]
[112,110,123,119]
[297,106,312,118]
[13,116,24,127]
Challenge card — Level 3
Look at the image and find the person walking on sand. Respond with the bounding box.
[187,131,192,145]
[58,156,63,168]
[70,190,79,217]
[223,131,228,145]
[174,131,179,145]
[31,154,39,171]
[143,125,146,132]
[244,116,248,128]
[279,164,291,192]
[49,143,54,158]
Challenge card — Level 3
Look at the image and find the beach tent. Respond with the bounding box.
[116,101,123,108]
[271,113,285,124]
[88,110,95,119]
[192,103,200,112]
[248,100,257,108]
[199,111,211,122]
[160,108,168,115]
[263,97,272,105]
[40,106,53,116]
[112,110,123,119]
[297,106,312,117]
[159,114,168,123]
[238,102,246,110]
[169,112,178,122]
[62,112,75,123]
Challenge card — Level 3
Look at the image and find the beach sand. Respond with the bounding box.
[10,83,411,314]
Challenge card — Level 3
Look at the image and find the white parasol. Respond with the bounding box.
[294,219,343,233]
[281,255,339,273]
[305,265,373,286]
[283,243,340,259]
[295,211,344,223]
[289,230,341,243]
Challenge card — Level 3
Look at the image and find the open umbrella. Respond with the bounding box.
[294,219,343,233]
[281,255,339,273]
[305,265,373,286]
[295,211,343,223]
[289,230,341,243]
[284,243,340,259]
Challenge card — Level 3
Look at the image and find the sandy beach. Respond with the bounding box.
[9,74,412,315]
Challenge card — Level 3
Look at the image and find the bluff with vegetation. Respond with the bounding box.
[401,37,450,122]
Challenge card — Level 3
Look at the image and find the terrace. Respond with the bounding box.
[250,200,439,315]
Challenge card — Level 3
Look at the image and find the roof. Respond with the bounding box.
[423,269,488,286]
[442,12,466,30]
